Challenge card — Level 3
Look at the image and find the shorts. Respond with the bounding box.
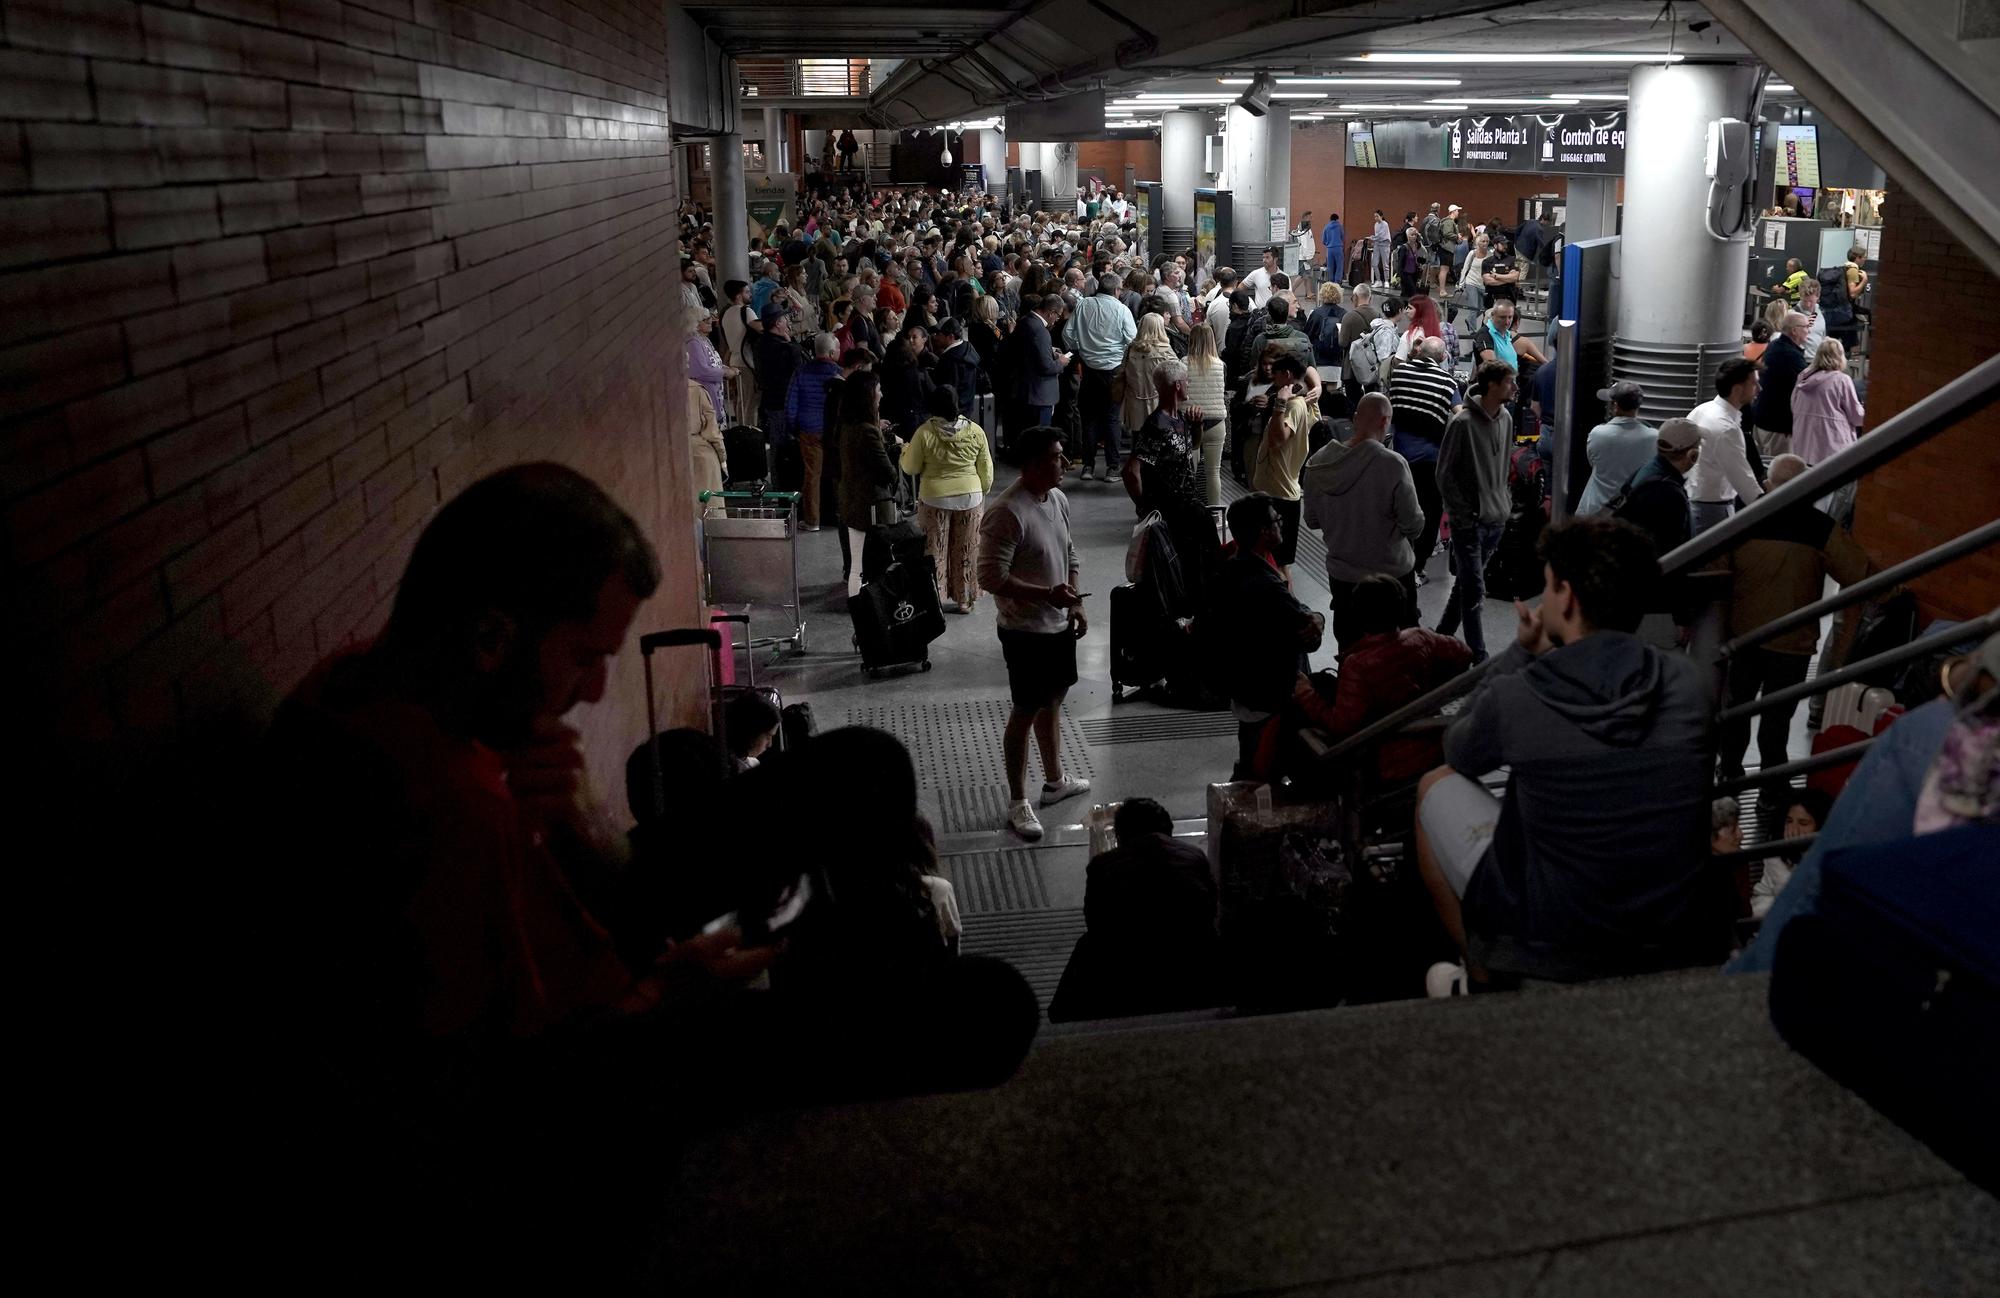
[1271,495,1302,568]
[998,628,1078,712]
[1417,772,1501,897]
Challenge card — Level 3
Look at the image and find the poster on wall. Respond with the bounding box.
[1534,112,1626,174]
[746,176,794,243]
[1449,115,1534,169]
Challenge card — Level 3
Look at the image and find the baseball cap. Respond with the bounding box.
[759,304,787,325]
[1657,418,1703,452]
[1597,380,1645,407]
[1447,203,1462,213]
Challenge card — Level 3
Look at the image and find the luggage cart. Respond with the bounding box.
[699,490,807,659]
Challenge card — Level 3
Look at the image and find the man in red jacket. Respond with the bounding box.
[1292,572,1474,783]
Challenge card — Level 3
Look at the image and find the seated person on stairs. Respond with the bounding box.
[1049,798,1223,1022]
[1291,573,1474,786]
[1413,514,1725,989]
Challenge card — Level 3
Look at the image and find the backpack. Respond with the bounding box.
[1815,264,1856,329]
[1421,215,1443,251]
[1347,334,1382,389]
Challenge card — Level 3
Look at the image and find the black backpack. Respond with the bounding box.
[1815,264,1856,329]
[1421,214,1443,250]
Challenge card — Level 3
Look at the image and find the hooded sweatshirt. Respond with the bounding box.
[1436,397,1512,527]
[1300,436,1424,582]
[1445,634,1720,981]
[899,413,994,503]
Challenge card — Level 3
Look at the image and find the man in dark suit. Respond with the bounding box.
[1014,293,1067,430]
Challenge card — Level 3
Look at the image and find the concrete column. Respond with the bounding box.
[1614,62,1762,417]
[712,131,748,285]
[1042,141,1079,208]
[1017,140,1043,173]
[1161,110,1207,234]
[803,128,827,167]
[1564,175,1620,242]
[976,128,1005,190]
[761,108,785,171]
[1618,63,1760,343]
[1224,103,1291,214]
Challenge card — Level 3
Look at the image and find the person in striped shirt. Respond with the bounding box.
[1386,336,1461,582]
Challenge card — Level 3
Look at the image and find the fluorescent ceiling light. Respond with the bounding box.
[1349,52,1685,64]
[1341,103,1466,111]
[1438,96,1581,105]
[1765,83,1796,92]
[1218,77,1461,86]
[1569,93,1629,101]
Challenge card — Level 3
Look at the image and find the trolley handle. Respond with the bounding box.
[640,628,722,655]
[699,490,802,502]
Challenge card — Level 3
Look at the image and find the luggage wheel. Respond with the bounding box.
[1112,684,1124,700]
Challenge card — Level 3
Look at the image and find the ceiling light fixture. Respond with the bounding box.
[1341,102,1466,111]
[1217,77,1462,86]
[1348,52,1685,64]
[1437,96,1582,105]
[1765,83,1796,93]
[1567,94,1629,101]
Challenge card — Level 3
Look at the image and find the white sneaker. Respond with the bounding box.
[1078,469,1094,481]
[1425,961,1469,999]
[800,522,821,532]
[1039,776,1091,807]
[1007,800,1044,840]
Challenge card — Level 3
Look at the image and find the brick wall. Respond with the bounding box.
[1340,167,1568,240]
[1849,179,2000,623]
[2,0,705,809]
[1001,138,1159,180]
[1288,122,1345,267]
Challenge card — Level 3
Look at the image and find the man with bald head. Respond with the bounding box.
[1752,310,1813,459]
[1302,390,1426,649]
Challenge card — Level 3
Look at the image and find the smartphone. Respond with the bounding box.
[700,872,814,947]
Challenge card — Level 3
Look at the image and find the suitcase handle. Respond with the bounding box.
[639,626,731,821]
[640,628,722,654]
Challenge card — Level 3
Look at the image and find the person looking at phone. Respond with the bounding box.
[264,464,778,1046]
[977,425,1092,841]
[1252,354,1316,587]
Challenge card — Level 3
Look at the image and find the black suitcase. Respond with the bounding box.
[723,424,768,489]
[849,560,945,675]
[860,518,927,586]
[1769,824,2000,1193]
[1110,582,1174,700]
[1482,501,1546,601]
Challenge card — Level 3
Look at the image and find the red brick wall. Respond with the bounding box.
[1289,123,1345,267]
[2,0,705,804]
[1850,179,2000,623]
[1341,167,1568,237]
[1001,138,1159,181]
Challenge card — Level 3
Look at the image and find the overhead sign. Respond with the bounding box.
[1448,115,1535,170]
[1536,111,1626,175]
[1351,129,1377,168]
[1777,123,1821,187]
[1004,90,1107,143]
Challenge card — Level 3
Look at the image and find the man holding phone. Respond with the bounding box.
[978,425,1092,840]
[1253,354,1316,588]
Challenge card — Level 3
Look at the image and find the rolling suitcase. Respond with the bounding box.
[860,518,927,586]
[706,611,783,752]
[1110,582,1174,700]
[1769,824,2000,1193]
[973,392,999,462]
[849,560,945,675]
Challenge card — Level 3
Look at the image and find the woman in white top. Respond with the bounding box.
[1184,322,1230,507]
[1119,312,1177,433]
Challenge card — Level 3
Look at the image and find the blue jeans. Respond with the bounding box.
[1028,404,1052,428]
[1435,520,1506,660]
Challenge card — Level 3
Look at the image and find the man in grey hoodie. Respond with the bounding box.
[1414,515,1723,990]
[1301,393,1423,652]
[1434,360,1516,662]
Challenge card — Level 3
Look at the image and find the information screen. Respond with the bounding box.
[1777,124,1821,188]
[1194,194,1217,277]
[1351,129,1377,168]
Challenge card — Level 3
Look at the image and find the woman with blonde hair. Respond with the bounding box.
[1119,312,1177,436]
[1183,322,1230,506]
[1791,337,1866,522]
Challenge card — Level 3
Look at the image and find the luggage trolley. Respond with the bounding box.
[699,489,807,660]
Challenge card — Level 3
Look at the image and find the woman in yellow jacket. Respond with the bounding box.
[899,387,994,612]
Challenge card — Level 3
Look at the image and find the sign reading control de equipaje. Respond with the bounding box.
[1442,111,1626,176]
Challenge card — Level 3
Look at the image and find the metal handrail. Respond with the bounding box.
[1658,351,2000,578]
[1316,656,1493,766]
[1712,833,1818,866]
[1721,519,2000,657]
[1715,606,2000,722]
[1714,738,1875,795]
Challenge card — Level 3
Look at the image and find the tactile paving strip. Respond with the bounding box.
[934,784,1014,836]
[936,849,1051,914]
[844,699,1093,790]
[1077,712,1237,746]
[958,908,1088,1015]
[1220,473,1328,578]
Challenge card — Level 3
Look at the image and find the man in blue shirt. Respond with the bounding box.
[1321,214,1345,284]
